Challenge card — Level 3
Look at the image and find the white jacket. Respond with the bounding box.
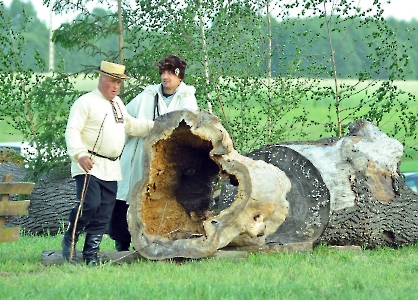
[117,82,199,202]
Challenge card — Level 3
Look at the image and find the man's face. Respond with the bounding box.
[161,70,181,94]
[99,75,122,100]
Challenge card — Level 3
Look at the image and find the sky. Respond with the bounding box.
[3,0,418,29]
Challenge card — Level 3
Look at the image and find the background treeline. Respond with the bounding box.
[3,0,418,79]
[2,0,418,180]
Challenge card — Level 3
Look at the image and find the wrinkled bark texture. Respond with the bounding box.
[221,119,418,249]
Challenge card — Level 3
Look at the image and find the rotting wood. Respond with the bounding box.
[220,146,331,245]
[227,119,418,249]
[128,109,292,260]
[5,115,418,258]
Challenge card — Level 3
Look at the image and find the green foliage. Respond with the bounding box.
[3,0,418,75]
[0,3,81,181]
[113,0,418,154]
[2,0,418,179]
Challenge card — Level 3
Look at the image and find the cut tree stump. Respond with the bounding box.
[220,145,331,245]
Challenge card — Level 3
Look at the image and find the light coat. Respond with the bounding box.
[117,82,198,202]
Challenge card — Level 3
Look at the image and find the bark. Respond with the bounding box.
[222,119,418,249]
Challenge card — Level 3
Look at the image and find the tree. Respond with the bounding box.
[0,0,78,180]
[2,0,418,180]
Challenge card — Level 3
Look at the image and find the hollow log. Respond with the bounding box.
[221,119,418,248]
[127,109,291,260]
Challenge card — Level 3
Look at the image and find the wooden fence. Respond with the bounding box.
[0,174,34,242]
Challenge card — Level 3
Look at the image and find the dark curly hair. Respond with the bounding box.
[155,55,187,80]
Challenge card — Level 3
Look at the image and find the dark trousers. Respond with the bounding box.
[108,199,131,245]
[68,174,117,235]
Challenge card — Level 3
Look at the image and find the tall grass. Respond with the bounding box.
[0,233,418,299]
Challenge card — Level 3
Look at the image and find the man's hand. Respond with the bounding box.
[78,156,93,172]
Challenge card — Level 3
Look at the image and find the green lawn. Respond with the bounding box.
[1,233,418,299]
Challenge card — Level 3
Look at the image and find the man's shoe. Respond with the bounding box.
[62,224,81,263]
[83,233,103,266]
[115,240,130,251]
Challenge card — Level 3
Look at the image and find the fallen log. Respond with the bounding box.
[222,119,418,248]
[128,109,291,260]
[220,145,331,245]
[6,112,418,260]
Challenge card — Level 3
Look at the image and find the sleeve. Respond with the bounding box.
[126,93,140,117]
[123,92,155,137]
[124,113,154,137]
[65,98,90,162]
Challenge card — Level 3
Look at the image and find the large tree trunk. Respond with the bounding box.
[128,109,291,260]
[221,119,418,248]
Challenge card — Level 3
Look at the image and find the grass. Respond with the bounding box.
[1,233,418,299]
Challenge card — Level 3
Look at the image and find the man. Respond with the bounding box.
[63,61,154,265]
[108,54,199,251]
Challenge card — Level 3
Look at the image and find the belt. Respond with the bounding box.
[88,150,120,161]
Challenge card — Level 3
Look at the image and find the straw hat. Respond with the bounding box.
[94,61,129,79]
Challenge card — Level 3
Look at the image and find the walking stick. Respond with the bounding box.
[68,115,107,262]
[68,173,89,261]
